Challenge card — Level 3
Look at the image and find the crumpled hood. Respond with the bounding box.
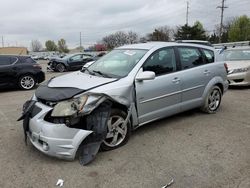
[48,71,117,89]
[226,60,250,70]
[35,71,117,101]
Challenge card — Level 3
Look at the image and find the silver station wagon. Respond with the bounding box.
[19,42,229,165]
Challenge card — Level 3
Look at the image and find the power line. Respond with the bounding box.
[186,1,190,26]
[217,0,228,43]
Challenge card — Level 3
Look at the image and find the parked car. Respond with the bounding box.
[0,55,45,90]
[221,47,250,86]
[19,42,228,164]
[31,55,39,60]
[47,53,95,72]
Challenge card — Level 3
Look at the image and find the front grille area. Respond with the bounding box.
[37,98,57,107]
[233,79,244,83]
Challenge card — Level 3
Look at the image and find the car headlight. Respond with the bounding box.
[51,95,88,117]
[229,67,249,74]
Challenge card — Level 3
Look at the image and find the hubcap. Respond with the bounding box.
[103,115,127,147]
[208,89,221,111]
[57,64,65,72]
[20,76,35,89]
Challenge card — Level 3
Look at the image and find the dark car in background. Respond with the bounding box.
[0,55,45,90]
[47,53,96,72]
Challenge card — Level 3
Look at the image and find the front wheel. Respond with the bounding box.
[101,109,131,151]
[201,86,222,114]
[56,63,66,72]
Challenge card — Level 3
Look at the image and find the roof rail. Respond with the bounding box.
[176,40,213,47]
[213,41,250,49]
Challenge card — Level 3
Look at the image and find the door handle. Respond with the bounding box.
[204,70,210,75]
[172,77,180,84]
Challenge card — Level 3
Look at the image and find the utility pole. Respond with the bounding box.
[80,32,82,52]
[217,0,228,43]
[186,1,189,26]
[1,36,4,47]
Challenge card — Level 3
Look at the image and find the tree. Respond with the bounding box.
[58,39,69,53]
[45,40,58,51]
[30,40,42,52]
[174,21,208,40]
[228,15,250,42]
[102,31,139,50]
[147,26,173,41]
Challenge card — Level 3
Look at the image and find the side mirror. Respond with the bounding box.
[136,71,155,81]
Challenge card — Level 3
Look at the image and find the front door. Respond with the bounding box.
[135,47,182,124]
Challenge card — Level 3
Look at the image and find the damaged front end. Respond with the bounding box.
[18,92,131,165]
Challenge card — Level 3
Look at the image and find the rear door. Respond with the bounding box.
[176,47,214,111]
[68,54,83,70]
[135,47,182,124]
[0,56,18,87]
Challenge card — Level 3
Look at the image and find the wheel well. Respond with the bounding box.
[110,101,133,126]
[18,73,35,82]
[215,83,224,94]
[111,101,128,113]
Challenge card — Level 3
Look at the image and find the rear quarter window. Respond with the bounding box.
[23,57,37,64]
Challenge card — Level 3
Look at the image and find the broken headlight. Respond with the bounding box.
[51,95,88,117]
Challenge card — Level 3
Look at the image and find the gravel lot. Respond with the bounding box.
[0,61,249,188]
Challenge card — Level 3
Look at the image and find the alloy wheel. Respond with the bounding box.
[208,89,221,111]
[20,76,35,90]
[103,115,128,147]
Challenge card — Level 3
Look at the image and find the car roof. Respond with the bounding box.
[0,54,31,58]
[117,42,215,51]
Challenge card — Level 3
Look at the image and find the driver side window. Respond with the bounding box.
[143,48,176,76]
[70,55,82,61]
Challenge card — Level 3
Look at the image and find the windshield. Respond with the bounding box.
[87,49,147,78]
[62,54,74,59]
[223,49,250,61]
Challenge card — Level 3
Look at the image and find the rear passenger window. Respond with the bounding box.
[24,57,36,64]
[0,56,17,66]
[202,49,214,63]
[178,47,204,69]
[143,48,176,76]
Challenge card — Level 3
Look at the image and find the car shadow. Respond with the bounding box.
[132,108,203,136]
[229,85,250,90]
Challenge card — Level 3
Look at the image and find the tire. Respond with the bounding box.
[201,86,222,114]
[18,74,36,90]
[100,109,131,151]
[56,63,66,72]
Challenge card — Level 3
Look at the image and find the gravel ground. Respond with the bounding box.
[0,61,249,188]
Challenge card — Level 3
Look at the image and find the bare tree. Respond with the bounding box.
[127,31,139,44]
[31,40,43,52]
[102,31,139,50]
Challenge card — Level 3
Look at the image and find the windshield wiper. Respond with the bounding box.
[81,67,95,75]
[92,70,111,78]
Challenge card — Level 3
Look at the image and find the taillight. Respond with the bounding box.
[33,64,42,69]
[224,63,228,73]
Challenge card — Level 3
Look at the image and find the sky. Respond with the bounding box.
[0,0,249,49]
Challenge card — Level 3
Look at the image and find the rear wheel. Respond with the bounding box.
[18,75,35,90]
[201,86,222,113]
[101,109,131,151]
[56,63,66,72]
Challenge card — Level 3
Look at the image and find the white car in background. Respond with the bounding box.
[222,47,250,86]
